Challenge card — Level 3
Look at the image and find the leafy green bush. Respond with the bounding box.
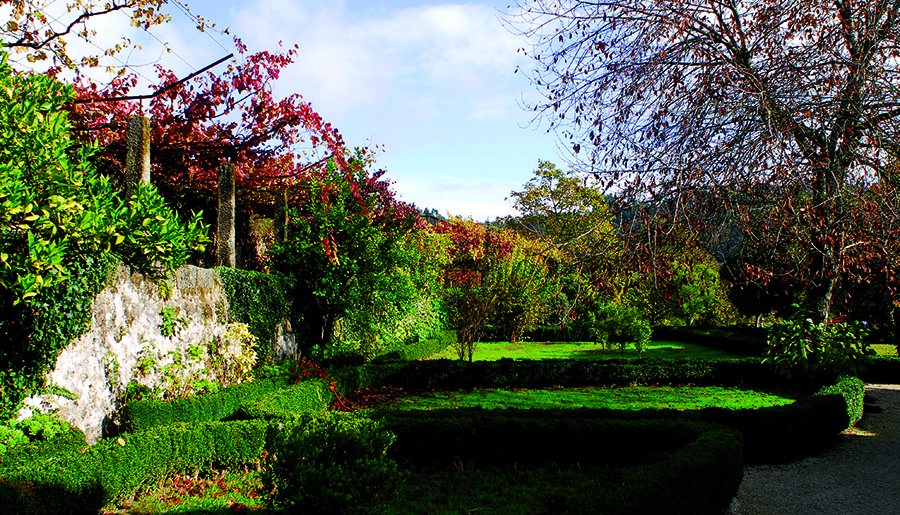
[764,312,875,379]
[0,50,207,305]
[263,413,403,515]
[0,424,27,455]
[593,303,653,357]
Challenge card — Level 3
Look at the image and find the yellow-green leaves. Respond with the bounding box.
[0,50,208,303]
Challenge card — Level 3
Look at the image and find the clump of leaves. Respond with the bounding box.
[0,413,72,455]
[764,308,875,379]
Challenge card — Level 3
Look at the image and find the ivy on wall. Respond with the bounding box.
[0,254,115,419]
[216,267,292,365]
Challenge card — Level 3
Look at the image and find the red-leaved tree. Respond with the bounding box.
[66,37,346,268]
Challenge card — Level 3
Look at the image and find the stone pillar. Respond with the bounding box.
[273,188,289,245]
[124,116,151,203]
[217,162,236,268]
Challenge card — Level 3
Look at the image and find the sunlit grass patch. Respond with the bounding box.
[429,340,742,361]
[377,385,799,412]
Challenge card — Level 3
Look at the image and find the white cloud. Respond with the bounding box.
[230,1,524,120]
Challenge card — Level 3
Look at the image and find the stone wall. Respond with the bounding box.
[19,264,295,443]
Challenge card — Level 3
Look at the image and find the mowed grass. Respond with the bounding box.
[376,385,799,412]
[429,340,744,361]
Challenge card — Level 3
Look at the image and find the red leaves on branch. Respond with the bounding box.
[68,37,346,203]
[290,358,354,411]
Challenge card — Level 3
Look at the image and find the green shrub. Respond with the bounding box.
[262,413,403,515]
[0,425,27,455]
[764,313,875,379]
[592,303,653,358]
[0,412,74,456]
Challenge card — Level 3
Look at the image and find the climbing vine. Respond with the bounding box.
[216,267,292,365]
[0,254,115,419]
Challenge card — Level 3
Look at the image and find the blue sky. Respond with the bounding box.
[9,0,568,220]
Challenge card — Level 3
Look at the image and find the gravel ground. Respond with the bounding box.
[726,384,900,515]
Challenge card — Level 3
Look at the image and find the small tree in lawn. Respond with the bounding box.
[436,218,513,361]
[507,161,623,323]
[592,303,652,359]
[491,237,561,344]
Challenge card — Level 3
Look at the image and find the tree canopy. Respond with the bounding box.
[509,0,900,322]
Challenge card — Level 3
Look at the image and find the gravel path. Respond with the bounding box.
[727,384,900,515]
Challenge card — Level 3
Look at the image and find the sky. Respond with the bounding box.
[7,0,569,221]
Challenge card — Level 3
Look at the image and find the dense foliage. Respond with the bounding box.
[269,151,426,359]
[0,52,208,304]
[263,413,402,515]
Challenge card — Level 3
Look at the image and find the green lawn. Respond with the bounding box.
[373,385,798,412]
[429,340,744,361]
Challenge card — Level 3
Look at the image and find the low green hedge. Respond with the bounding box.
[0,425,87,472]
[379,415,742,515]
[550,424,743,515]
[378,415,711,469]
[372,330,457,362]
[120,377,291,431]
[815,374,865,426]
[0,419,269,515]
[332,357,788,394]
[234,378,333,419]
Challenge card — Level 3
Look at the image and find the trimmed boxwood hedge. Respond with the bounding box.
[371,329,457,362]
[379,414,713,469]
[121,377,292,431]
[376,415,743,515]
[545,424,743,515]
[0,419,270,515]
[234,378,332,420]
[332,357,788,394]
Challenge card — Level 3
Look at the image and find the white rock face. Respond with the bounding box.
[19,263,296,444]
